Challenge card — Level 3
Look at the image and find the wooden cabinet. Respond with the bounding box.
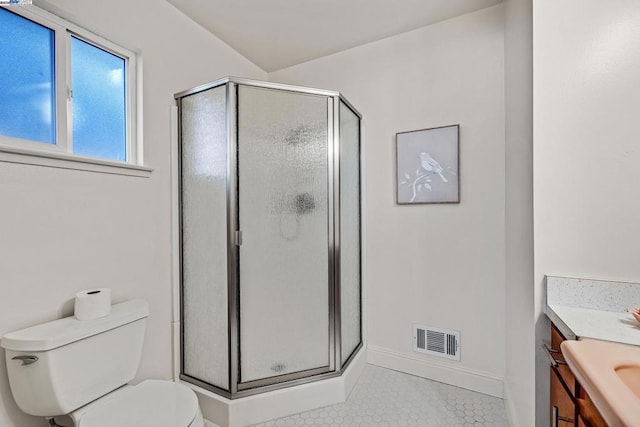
[551,324,576,394]
[576,385,607,427]
[577,415,588,427]
[546,323,607,427]
[550,367,575,426]
[547,324,577,426]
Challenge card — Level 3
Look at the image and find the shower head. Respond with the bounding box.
[294,193,315,215]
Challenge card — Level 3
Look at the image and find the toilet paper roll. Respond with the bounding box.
[74,288,112,321]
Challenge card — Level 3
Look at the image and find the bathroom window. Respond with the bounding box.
[0,5,142,170]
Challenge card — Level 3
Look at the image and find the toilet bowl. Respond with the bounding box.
[1,299,204,427]
[71,380,204,427]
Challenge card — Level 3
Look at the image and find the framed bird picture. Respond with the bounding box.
[396,124,460,204]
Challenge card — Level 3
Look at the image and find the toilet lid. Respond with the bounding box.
[78,380,199,427]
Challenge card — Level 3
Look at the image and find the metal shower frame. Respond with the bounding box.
[174,77,363,399]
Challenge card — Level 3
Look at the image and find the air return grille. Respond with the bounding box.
[413,324,460,361]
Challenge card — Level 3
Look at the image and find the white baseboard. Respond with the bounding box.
[503,381,520,427]
[367,345,504,398]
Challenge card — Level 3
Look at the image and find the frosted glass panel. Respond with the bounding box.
[0,8,55,144]
[71,36,126,160]
[238,86,329,383]
[339,102,361,366]
[180,86,229,390]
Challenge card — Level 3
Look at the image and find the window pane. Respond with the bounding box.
[0,8,55,144]
[71,36,126,161]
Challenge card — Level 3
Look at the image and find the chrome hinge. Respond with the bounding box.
[542,344,567,368]
[235,230,243,246]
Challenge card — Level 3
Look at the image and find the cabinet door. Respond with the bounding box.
[577,415,587,427]
[550,368,575,426]
[551,324,576,396]
[577,386,607,427]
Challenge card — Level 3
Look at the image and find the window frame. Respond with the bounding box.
[0,4,147,175]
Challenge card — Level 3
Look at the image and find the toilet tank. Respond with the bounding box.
[1,299,149,417]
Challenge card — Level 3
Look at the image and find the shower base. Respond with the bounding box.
[186,347,366,427]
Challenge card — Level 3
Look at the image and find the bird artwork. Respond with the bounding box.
[399,151,455,202]
[397,124,459,204]
[419,152,448,183]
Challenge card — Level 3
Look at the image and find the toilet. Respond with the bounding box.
[1,299,204,427]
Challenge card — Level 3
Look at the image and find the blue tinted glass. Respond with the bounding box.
[0,8,55,144]
[71,37,126,161]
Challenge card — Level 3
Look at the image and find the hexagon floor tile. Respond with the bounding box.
[246,364,509,426]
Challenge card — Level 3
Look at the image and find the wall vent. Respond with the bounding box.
[412,324,460,361]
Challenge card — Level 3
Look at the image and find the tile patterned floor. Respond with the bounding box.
[249,364,509,426]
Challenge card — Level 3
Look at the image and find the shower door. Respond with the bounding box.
[236,85,333,388]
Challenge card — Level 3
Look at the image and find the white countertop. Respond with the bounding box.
[546,303,640,346]
[545,276,640,426]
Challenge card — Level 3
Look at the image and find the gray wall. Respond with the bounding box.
[271,5,508,398]
[533,0,640,424]
[0,1,266,425]
[504,0,534,425]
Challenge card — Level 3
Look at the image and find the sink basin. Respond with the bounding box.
[561,338,640,427]
[615,364,640,400]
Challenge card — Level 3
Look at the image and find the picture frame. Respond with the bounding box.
[396,124,460,204]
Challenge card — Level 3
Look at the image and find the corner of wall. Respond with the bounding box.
[503,381,522,427]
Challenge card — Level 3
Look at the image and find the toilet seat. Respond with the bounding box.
[77,380,201,427]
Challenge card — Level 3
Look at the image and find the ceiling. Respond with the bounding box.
[166,0,503,72]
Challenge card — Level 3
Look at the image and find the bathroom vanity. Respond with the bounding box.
[545,276,640,427]
[545,322,607,426]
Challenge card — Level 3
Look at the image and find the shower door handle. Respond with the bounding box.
[235,230,243,246]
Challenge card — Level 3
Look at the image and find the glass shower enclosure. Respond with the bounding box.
[175,77,362,398]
